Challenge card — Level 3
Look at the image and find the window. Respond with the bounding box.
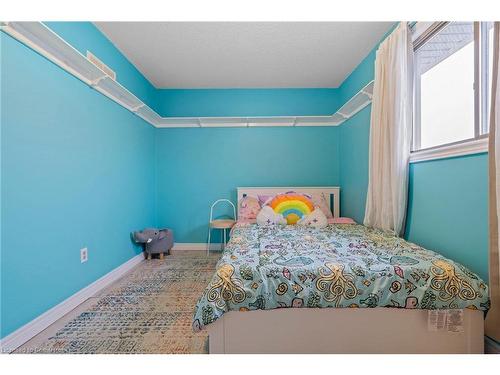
[412,22,492,156]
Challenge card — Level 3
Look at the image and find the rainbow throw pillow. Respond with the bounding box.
[268,192,315,225]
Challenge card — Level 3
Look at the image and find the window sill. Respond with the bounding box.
[409,137,488,163]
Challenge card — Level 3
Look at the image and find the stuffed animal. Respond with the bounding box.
[133,228,173,259]
[256,206,287,226]
[238,194,261,221]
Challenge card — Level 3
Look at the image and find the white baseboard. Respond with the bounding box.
[172,243,222,251]
[0,252,144,353]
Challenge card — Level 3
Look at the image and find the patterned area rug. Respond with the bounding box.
[26,255,218,354]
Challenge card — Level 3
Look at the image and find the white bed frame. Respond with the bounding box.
[208,308,484,354]
[206,187,485,354]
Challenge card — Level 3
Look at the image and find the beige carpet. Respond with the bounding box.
[16,254,218,354]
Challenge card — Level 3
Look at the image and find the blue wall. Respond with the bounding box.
[0,25,156,338]
[155,88,341,117]
[405,154,489,281]
[337,30,489,281]
[155,88,343,243]
[154,88,345,241]
[338,106,370,223]
[337,29,384,223]
[156,126,341,243]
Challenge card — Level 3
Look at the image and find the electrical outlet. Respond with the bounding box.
[80,247,88,263]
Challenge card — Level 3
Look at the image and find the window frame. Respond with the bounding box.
[410,21,490,163]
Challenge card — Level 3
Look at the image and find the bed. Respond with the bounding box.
[193,187,489,353]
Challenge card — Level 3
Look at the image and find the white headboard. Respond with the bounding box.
[237,186,340,218]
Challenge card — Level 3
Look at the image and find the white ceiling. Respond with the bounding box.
[94,22,393,89]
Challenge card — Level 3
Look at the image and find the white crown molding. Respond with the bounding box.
[409,137,488,163]
[0,253,144,353]
[1,22,373,129]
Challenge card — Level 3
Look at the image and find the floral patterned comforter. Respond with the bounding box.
[192,223,489,331]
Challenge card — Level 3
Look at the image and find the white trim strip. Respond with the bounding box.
[172,243,222,251]
[409,137,488,163]
[0,253,144,353]
[1,22,373,129]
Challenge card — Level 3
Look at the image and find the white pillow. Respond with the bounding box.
[256,206,287,226]
[312,193,334,219]
[297,208,328,228]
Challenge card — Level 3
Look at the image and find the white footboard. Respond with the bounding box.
[207,308,484,354]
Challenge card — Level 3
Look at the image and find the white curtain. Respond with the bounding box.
[486,22,500,342]
[364,22,414,236]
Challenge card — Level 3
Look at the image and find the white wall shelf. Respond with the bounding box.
[1,21,374,129]
[247,117,295,127]
[337,81,374,118]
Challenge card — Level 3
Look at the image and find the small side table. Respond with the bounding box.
[207,199,236,256]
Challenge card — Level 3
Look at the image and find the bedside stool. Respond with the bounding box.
[207,199,236,256]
